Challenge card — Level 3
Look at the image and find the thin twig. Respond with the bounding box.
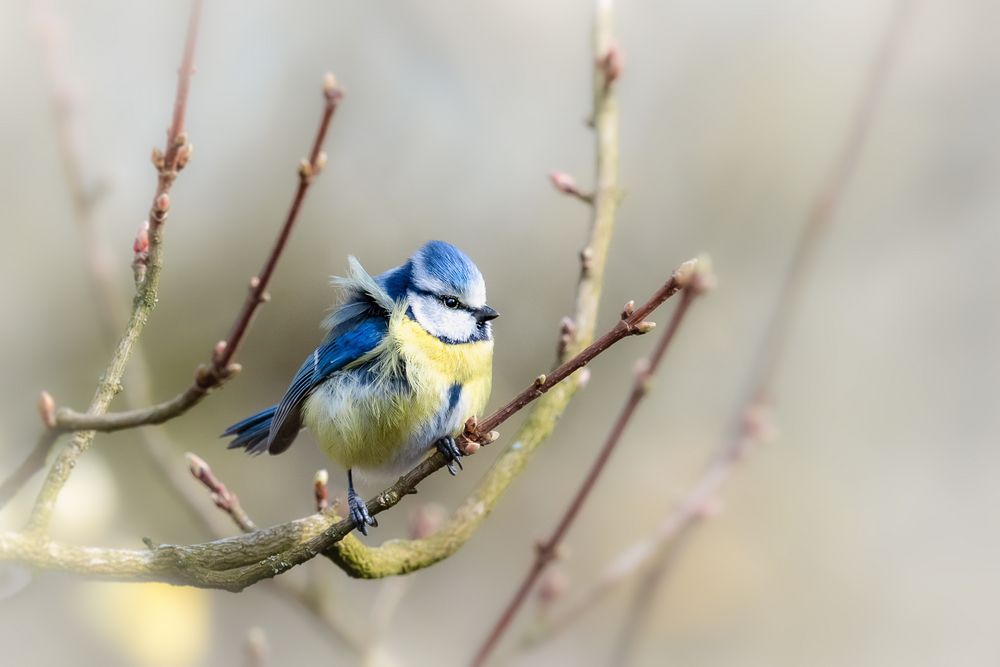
[0,261,694,590]
[323,0,627,579]
[19,0,205,534]
[471,266,711,667]
[186,453,257,533]
[42,75,344,434]
[184,454,364,653]
[0,71,343,513]
[26,0,230,539]
[525,0,916,649]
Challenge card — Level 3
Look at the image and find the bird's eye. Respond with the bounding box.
[442,296,460,309]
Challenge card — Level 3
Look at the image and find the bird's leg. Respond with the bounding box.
[347,469,377,535]
[435,435,464,476]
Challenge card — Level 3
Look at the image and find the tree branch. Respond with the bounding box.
[19,0,205,534]
[186,453,257,533]
[322,0,627,580]
[0,70,343,514]
[40,74,344,435]
[471,262,713,666]
[0,262,693,590]
[524,0,916,649]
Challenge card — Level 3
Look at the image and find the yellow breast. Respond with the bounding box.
[392,316,493,391]
[304,310,493,474]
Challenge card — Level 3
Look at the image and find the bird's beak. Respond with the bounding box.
[475,305,500,323]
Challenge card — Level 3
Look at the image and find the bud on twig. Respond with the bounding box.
[580,246,594,274]
[154,193,170,214]
[549,171,595,205]
[673,258,698,289]
[185,452,233,510]
[634,321,656,334]
[692,254,717,295]
[621,300,636,319]
[598,43,624,88]
[314,151,328,173]
[323,72,338,96]
[131,221,150,287]
[314,469,329,511]
[37,391,56,428]
[175,142,193,170]
[186,451,209,479]
[299,158,313,179]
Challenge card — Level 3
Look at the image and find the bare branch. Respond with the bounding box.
[19,0,206,534]
[471,263,711,666]
[42,76,344,435]
[0,69,343,513]
[186,453,257,533]
[0,262,693,590]
[322,0,629,582]
[525,0,917,649]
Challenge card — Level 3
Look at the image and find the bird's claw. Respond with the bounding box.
[348,487,377,536]
[436,435,464,476]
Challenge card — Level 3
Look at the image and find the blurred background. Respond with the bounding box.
[1,0,998,665]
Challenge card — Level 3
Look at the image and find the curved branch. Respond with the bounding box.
[325,0,626,579]
[472,264,712,666]
[0,70,344,514]
[0,263,693,590]
[525,0,917,649]
[21,0,205,533]
[44,76,344,435]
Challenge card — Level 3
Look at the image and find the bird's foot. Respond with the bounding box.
[436,435,464,476]
[348,486,377,536]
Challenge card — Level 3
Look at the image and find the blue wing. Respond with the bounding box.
[223,316,387,455]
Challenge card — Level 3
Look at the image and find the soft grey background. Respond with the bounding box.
[1,0,997,665]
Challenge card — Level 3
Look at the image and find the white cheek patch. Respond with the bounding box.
[410,296,477,341]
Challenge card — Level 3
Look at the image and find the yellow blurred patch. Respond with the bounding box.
[74,581,210,667]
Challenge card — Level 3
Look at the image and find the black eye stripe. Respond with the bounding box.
[411,287,476,314]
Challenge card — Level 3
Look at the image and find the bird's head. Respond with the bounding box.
[406,240,499,343]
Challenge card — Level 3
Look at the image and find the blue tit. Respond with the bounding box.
[223,240,499,534]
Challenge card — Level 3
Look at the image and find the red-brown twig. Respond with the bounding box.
[180,454,364,652]
[208,73,342,381]
[524,0,916,651]
[471,259,695,440]
[48,75,344,433]
[0,259,697,591]
[19,0,206,534]
[0,72,343,513]
[471,265,712,667]
[185,453,257,533]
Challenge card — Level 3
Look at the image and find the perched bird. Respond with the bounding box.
[223,241,498,534]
